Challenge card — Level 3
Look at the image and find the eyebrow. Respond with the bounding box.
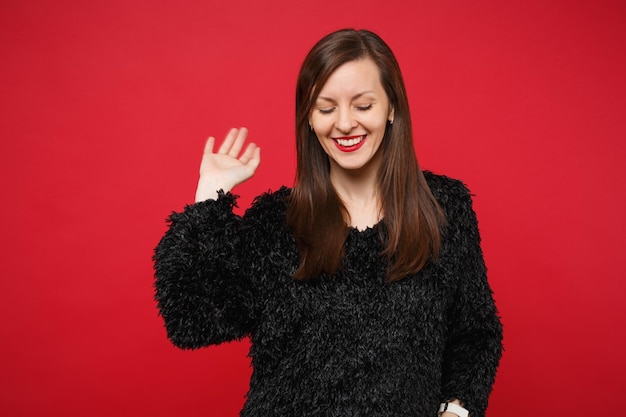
[316,91,376,103]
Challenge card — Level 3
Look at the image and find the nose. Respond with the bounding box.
[335,108,357,133]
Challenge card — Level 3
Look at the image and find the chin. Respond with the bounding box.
[333,157,379,173]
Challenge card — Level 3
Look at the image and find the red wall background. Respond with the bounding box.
[1,0,625,415]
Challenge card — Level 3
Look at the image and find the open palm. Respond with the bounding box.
[195,127,261,202]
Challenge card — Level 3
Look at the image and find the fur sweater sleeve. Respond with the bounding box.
[428,174,504,417]
[153,191,262,349]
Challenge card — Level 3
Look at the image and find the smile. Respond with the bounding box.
[333,135,366,152]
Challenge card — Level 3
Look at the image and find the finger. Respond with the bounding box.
[228,127,248,158]
[203,136,215,155]
[199,137,216,172]
[244,146,261,172]
[238,142,257,164]
[217,128,239,154]
[247,147,261,172]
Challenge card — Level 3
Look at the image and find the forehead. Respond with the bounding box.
[317,58,384,97]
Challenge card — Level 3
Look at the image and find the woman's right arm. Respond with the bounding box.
[153,128,261,349]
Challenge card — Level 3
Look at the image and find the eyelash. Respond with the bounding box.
[318,104,373,115]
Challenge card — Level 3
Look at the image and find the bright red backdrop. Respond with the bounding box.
[1,0,625,416]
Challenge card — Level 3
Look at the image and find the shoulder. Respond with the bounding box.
[422,171,481,243]
[241,186,292,228]
[247,186,291,212]
[423,171,474,212]
[422,172,484,258]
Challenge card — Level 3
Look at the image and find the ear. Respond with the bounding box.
[388,106,395,124]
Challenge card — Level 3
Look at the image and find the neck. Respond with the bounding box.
[330,169,378,206]
[329,158,382,230]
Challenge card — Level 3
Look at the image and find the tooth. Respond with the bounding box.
[337,135,364,146]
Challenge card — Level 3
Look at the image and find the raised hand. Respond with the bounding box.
[194,127,261,202]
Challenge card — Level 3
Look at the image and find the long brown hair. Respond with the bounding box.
[287,29,446,283]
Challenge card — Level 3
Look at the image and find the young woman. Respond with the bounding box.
[154,29,503,417]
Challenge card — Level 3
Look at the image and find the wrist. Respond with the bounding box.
[195,177,231,202]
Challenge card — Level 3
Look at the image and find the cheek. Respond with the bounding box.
[315,136,334,157]
[363,115,389,134]
[311,116,332,134]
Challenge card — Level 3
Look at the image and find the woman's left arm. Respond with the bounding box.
[440,181,503,417]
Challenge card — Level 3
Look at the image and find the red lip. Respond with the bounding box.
[333,134,367,152]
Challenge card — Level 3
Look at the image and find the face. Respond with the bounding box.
[309,58,394,175]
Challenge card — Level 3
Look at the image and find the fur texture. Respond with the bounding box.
[154,172,503,417]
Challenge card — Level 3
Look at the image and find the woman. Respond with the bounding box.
[154,29,503,417]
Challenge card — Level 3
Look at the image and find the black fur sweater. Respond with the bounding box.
[154,172,503,417]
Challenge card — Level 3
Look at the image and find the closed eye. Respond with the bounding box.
[318,107,335,115]
[356,104,373,111]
